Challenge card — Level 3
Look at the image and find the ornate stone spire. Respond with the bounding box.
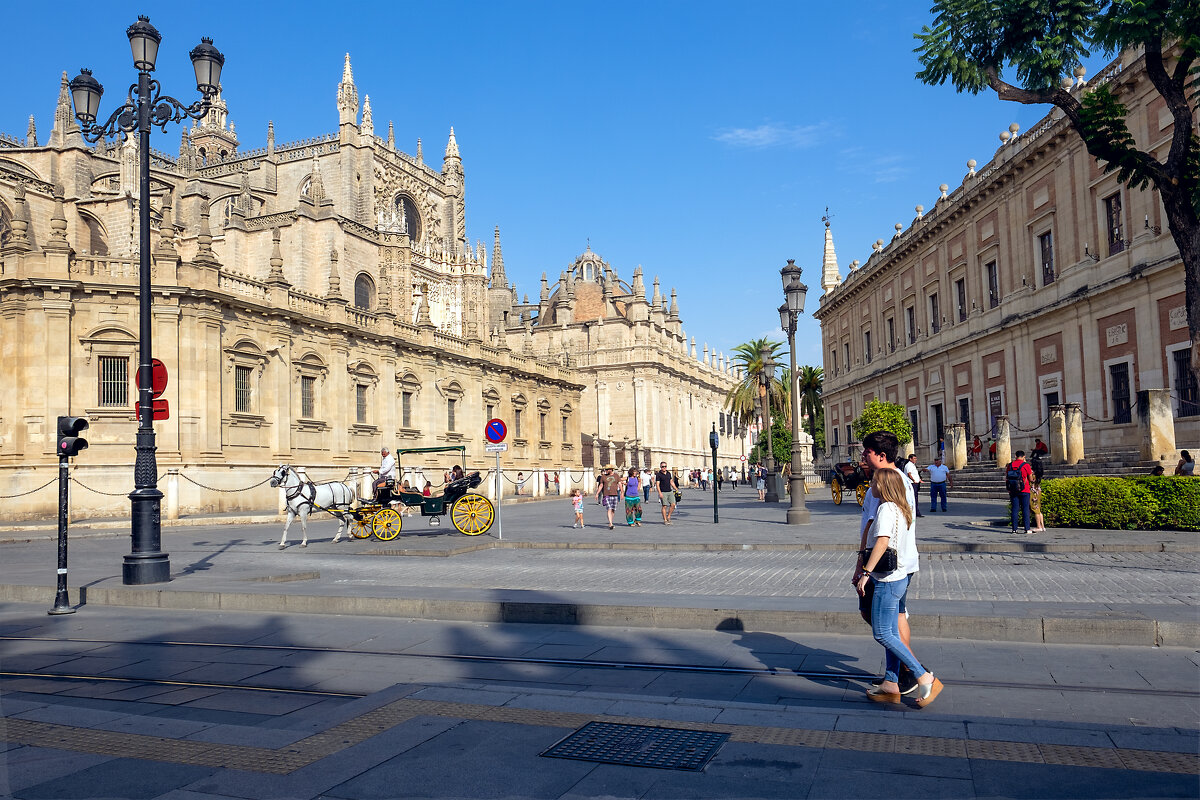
[267,227,288,283]
[668,288,679,318]
[194,197,218,265]
[44,186,70,252]
[26,116,37,147]
[415,137,423,164]
[387,121,395,150]
[416,286,433,328]
[309,155,326,203]
[690,336,697,359]
[632,264,645,296]
[490,225,506,287]
[361,95,374,136]
[156,192,176,254]
[49,72,82,148]
[539,271,550,301]
[820,213,841,295]
[652,276,662,310]
[4,184,32,252]
[326,248,343,299]
[337,53,358,127]
[377,263,391,312]
[445,127,459,159]
[266,120,275,156]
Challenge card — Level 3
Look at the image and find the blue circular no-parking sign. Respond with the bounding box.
[485,418,507,443]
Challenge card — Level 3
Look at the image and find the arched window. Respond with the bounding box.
[0,201,11,248]
[393,194,422,241]
[78,212,109,256]
[354,274,375,310]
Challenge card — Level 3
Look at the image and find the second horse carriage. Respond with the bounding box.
[353,445,496,540]
[828,460,872,506]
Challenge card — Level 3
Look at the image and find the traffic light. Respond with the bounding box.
[57,416,89,458]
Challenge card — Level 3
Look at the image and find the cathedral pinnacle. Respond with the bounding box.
[669,288,679,318]
[490,225,506,287]
[50,72,82,148]
[445,127,460,160]
[268,227,287,283]
[387,121,395,150]
[26,116,37,147]
[266,120,274,156]
[415,137,422,163]
[326,248,343,300]
[540,272,550,301]
[361,95,374,137]
[820,210,842,295]
[337,53,359,128]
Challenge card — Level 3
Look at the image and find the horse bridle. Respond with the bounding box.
[278,466,316,508]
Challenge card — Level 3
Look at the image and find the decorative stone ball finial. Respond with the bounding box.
[1000,131,1010,143]
[967,159,977,175]
[939,183,949,198]
[915,205,924,218]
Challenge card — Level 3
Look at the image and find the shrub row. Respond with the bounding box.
[1039,476,1200,531]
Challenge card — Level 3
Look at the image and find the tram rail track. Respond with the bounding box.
[3,635,1195,700]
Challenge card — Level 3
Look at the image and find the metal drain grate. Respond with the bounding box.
[540,721,729,771]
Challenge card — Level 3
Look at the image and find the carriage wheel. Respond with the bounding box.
[856,483,868,507]
[831,477,843,505]
[372,508,402,541]
[451,494,494,536]
[349,516,372,539]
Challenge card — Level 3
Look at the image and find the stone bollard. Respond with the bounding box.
[165,468,180,520]
[1048,405,1068,465]
[996,416,1012,468]
[1137,389,1177,462]
[946,422,968,470]
[1065,403,1084,465]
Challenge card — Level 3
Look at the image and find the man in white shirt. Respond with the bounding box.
[373,447,396,499]
[926,455,952,513]
[855,431,920,695]
[903,454,924,517]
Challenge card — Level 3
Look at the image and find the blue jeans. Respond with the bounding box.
[1011,492,1032,531]
[929,482,947,511]
[870,576,926,684]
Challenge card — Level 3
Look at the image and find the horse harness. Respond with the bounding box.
[280,468,349,519]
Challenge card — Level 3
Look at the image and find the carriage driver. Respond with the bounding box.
[372,447,396,500]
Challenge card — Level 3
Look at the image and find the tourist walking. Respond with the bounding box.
[715,469,724,492]
[655,461,679,525]
[1006,451,1035,534]
[1029,454,1046,533]
[596,464,622,530]
[570,489,585,528]
[640,467,653,501]
[926,455,951,512]
[903,454,924,517]
[1176,450,1195,475]
[624,467,643,526]
[755,463,766,501]
[854,466,942,707]
[971,435,983,462]
[855,432,921,697]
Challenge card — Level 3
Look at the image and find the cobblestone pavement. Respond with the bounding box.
[325,549,1200,605]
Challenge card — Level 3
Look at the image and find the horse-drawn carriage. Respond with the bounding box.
[352,445,495,540]
[270,444,495,548]
[829,460,872,506]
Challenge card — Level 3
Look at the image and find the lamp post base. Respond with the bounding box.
[124,487,170,585]
[123,552,171,585]
[763,473,781,503]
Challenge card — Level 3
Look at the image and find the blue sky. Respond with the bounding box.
[0,1,1113,366]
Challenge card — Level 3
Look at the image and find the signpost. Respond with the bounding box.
[485,419,507,540]
[133,358,170,420]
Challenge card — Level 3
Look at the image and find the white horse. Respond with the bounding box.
[270,465,356,549]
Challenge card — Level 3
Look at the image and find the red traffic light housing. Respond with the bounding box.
[57,416,89,458]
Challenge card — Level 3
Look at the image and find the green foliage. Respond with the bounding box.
[1125,475,1200,530]
[724,338,786,430]
[748,416,792,466]
[796,365,825,449]
[1041,477,1160,529]
[851,399,913,446]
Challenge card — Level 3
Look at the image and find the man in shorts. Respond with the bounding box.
[595,463,622,529]
[655,461,679,525]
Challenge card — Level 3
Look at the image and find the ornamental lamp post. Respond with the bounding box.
[758,343,779,503]
[69,17,225,585]
[780,259,811,524]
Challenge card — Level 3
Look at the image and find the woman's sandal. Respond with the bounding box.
[914,676,944,708]
[866,687,902,703]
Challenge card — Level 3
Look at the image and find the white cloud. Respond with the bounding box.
[714,122,829,149]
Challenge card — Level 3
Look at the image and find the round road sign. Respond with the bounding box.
[135,358,168,398]
[740,455,748,462]
[485,418,507,443]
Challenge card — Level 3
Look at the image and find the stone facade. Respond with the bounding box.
[0,57,740,520]
[814,48,1198,461]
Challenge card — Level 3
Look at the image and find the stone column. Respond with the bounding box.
[946,422,967,470]
[1048,405,1068,465]
[995,416,1012,468]
[1137,389,1176,462]
[1065,403,1084,465]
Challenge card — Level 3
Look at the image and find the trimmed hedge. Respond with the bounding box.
[1040,476,1200,531]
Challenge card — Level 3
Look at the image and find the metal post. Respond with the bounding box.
[761,372,779,503]
[786,322,811,524]
[495,453,503,540]
[49,456,75,615]
[124,68,170,585]
[711,427,719,524]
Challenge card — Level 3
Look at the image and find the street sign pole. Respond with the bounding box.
[484,420,508,541]
[496,451,503,540]
[49,453,75,615]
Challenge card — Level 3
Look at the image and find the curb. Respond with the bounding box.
[0,583,1191,648]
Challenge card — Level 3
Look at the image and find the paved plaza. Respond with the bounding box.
[0,492,1197,798]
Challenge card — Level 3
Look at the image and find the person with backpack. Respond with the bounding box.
[1006,451,1035,534]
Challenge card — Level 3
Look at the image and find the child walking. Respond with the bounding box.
[570,488,584,528]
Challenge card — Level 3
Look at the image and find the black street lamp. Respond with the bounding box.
[759,343,779,503]
[780,259,811,525]
[69,16,224,585]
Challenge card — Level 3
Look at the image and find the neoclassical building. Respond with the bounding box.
[814,48,1197,460]
[0,56,741,520]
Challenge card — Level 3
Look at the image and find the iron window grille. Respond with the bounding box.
[98,355,130,407]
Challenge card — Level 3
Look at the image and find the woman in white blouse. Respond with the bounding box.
[855,467,944,707]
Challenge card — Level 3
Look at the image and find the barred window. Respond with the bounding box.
[1039,232,1055,285]
[986,261,1000,308]
[402,391,413,428]
[539,412,547,440]
[562,415,568,442]
[514,408,522,438]
[98,356,129,407]
[447,398,457,431]
[300,375,315,418]
[234,365,252,413]
[356,384,368,424]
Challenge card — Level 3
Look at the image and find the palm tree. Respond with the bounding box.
[725,338,786,430]
[796,365,824,447]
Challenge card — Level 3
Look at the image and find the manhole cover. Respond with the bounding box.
[540,721,729,771]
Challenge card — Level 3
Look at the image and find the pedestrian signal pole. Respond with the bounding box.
[710,424,720,524]
[51,416,89,615]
